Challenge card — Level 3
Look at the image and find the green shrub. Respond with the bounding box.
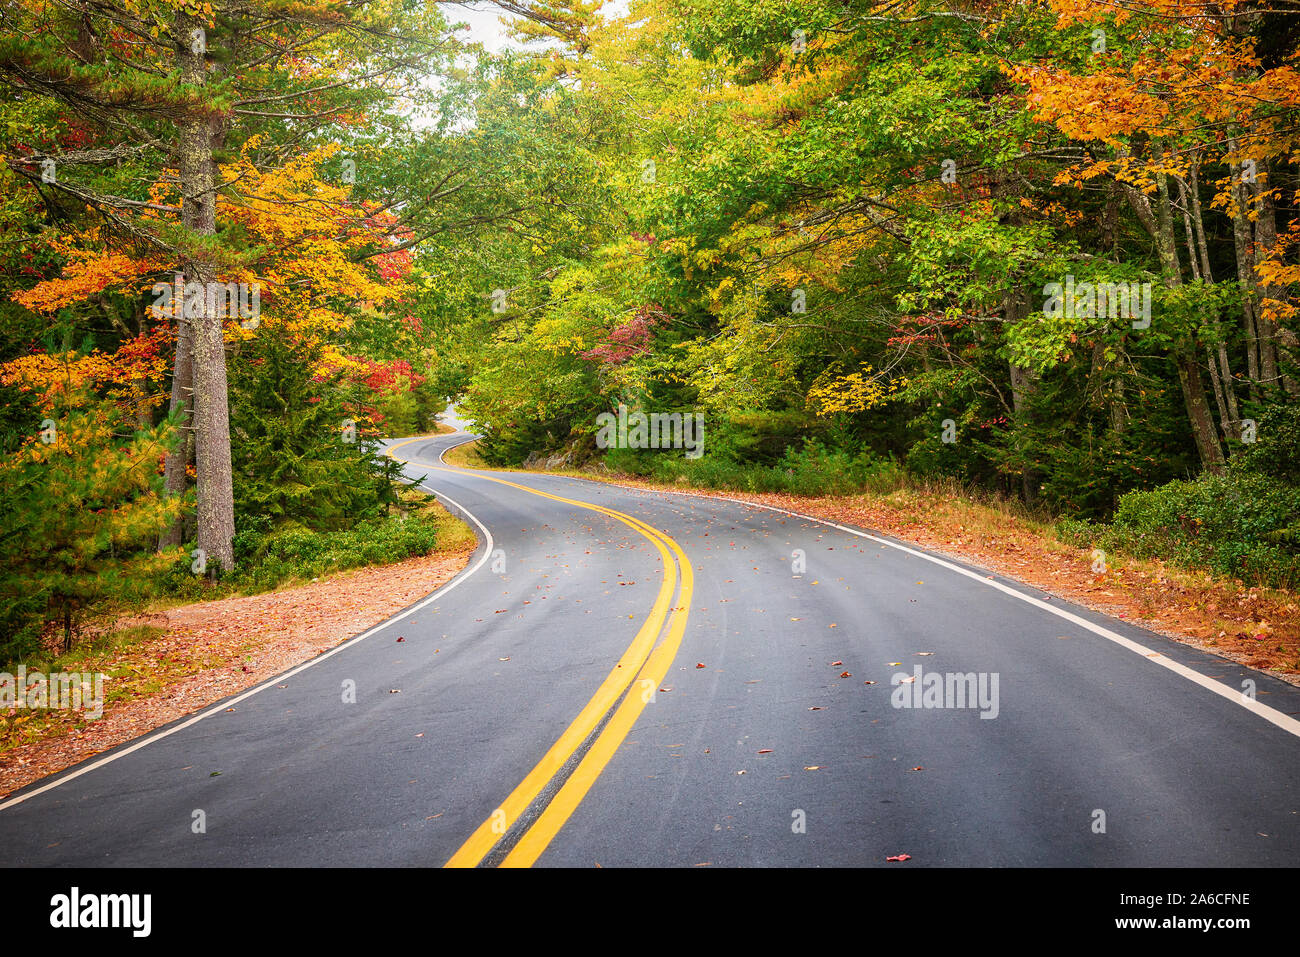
[1099,473,1300,587]
[605,435,905,497]
[162,509,441,599]
[1231,401,1300,485]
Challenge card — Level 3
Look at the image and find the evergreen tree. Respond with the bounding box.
[0,387,184,659]
[228,327,406,535]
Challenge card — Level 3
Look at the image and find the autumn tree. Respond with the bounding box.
[0,0,459,571]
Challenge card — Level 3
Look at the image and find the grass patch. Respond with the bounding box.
[442,438,488,469]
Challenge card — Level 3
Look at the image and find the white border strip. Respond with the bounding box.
[0,478,494,812]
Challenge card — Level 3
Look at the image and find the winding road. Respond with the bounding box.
[3,418,1300,867]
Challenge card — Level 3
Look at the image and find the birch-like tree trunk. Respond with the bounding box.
[1125,171,1225,472]
[1227,137,1262,396]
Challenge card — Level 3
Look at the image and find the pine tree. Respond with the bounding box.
[228,327,405,534]
[0,387,185,659]
[0,0,456,570]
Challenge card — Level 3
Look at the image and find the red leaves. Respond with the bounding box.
[886,854,911,862]
[578,305,668,365]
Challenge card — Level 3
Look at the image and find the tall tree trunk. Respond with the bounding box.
[1159,171,1223,470]
[1188,164,1243,430]
[1006,287,1038,503]
[159,287,193,551]
[1126,170,1225,472]
[1175,353,1226,472]
[1179,173,1239,443]
[1248,169,1282,391]
[1177,177,1200,281]
[1227,137,1262,396]
[176,12,235,573]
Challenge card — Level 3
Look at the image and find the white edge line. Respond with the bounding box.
[554,476,1300,740]
[0,448,495,812]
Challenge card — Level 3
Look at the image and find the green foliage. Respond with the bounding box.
[608,435,906,497]
[0,389,184,660]
[228,327,405,531]
[1083,473,1300,588]
[1231,402,1300,485]
[0,381,39,455]
[161,506,443,598]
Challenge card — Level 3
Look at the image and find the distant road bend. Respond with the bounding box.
[3,420,1299,867]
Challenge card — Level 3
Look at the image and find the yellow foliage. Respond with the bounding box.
[807,366,905,416]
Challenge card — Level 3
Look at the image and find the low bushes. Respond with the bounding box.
[606,437,907,497]
[1057,472,1300,588]
[161,499,443,599]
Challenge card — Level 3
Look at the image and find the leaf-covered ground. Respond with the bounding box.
[0,532,474,799]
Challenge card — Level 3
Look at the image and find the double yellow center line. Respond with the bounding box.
[387,436,693,867]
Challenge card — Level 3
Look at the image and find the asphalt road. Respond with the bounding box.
[3,425,1300,867]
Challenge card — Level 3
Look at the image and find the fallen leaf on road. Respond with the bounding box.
[886,854,912,862]
[804,766,821,771]
[888,662,902,666]
[696,662,706,669]
[396,637,406,642]
[863,680,876,685]
[839,671,851,678]
[831,660,843,667]
[757,749,773,754]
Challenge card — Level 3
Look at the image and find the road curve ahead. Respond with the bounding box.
[3,427,1299,867]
